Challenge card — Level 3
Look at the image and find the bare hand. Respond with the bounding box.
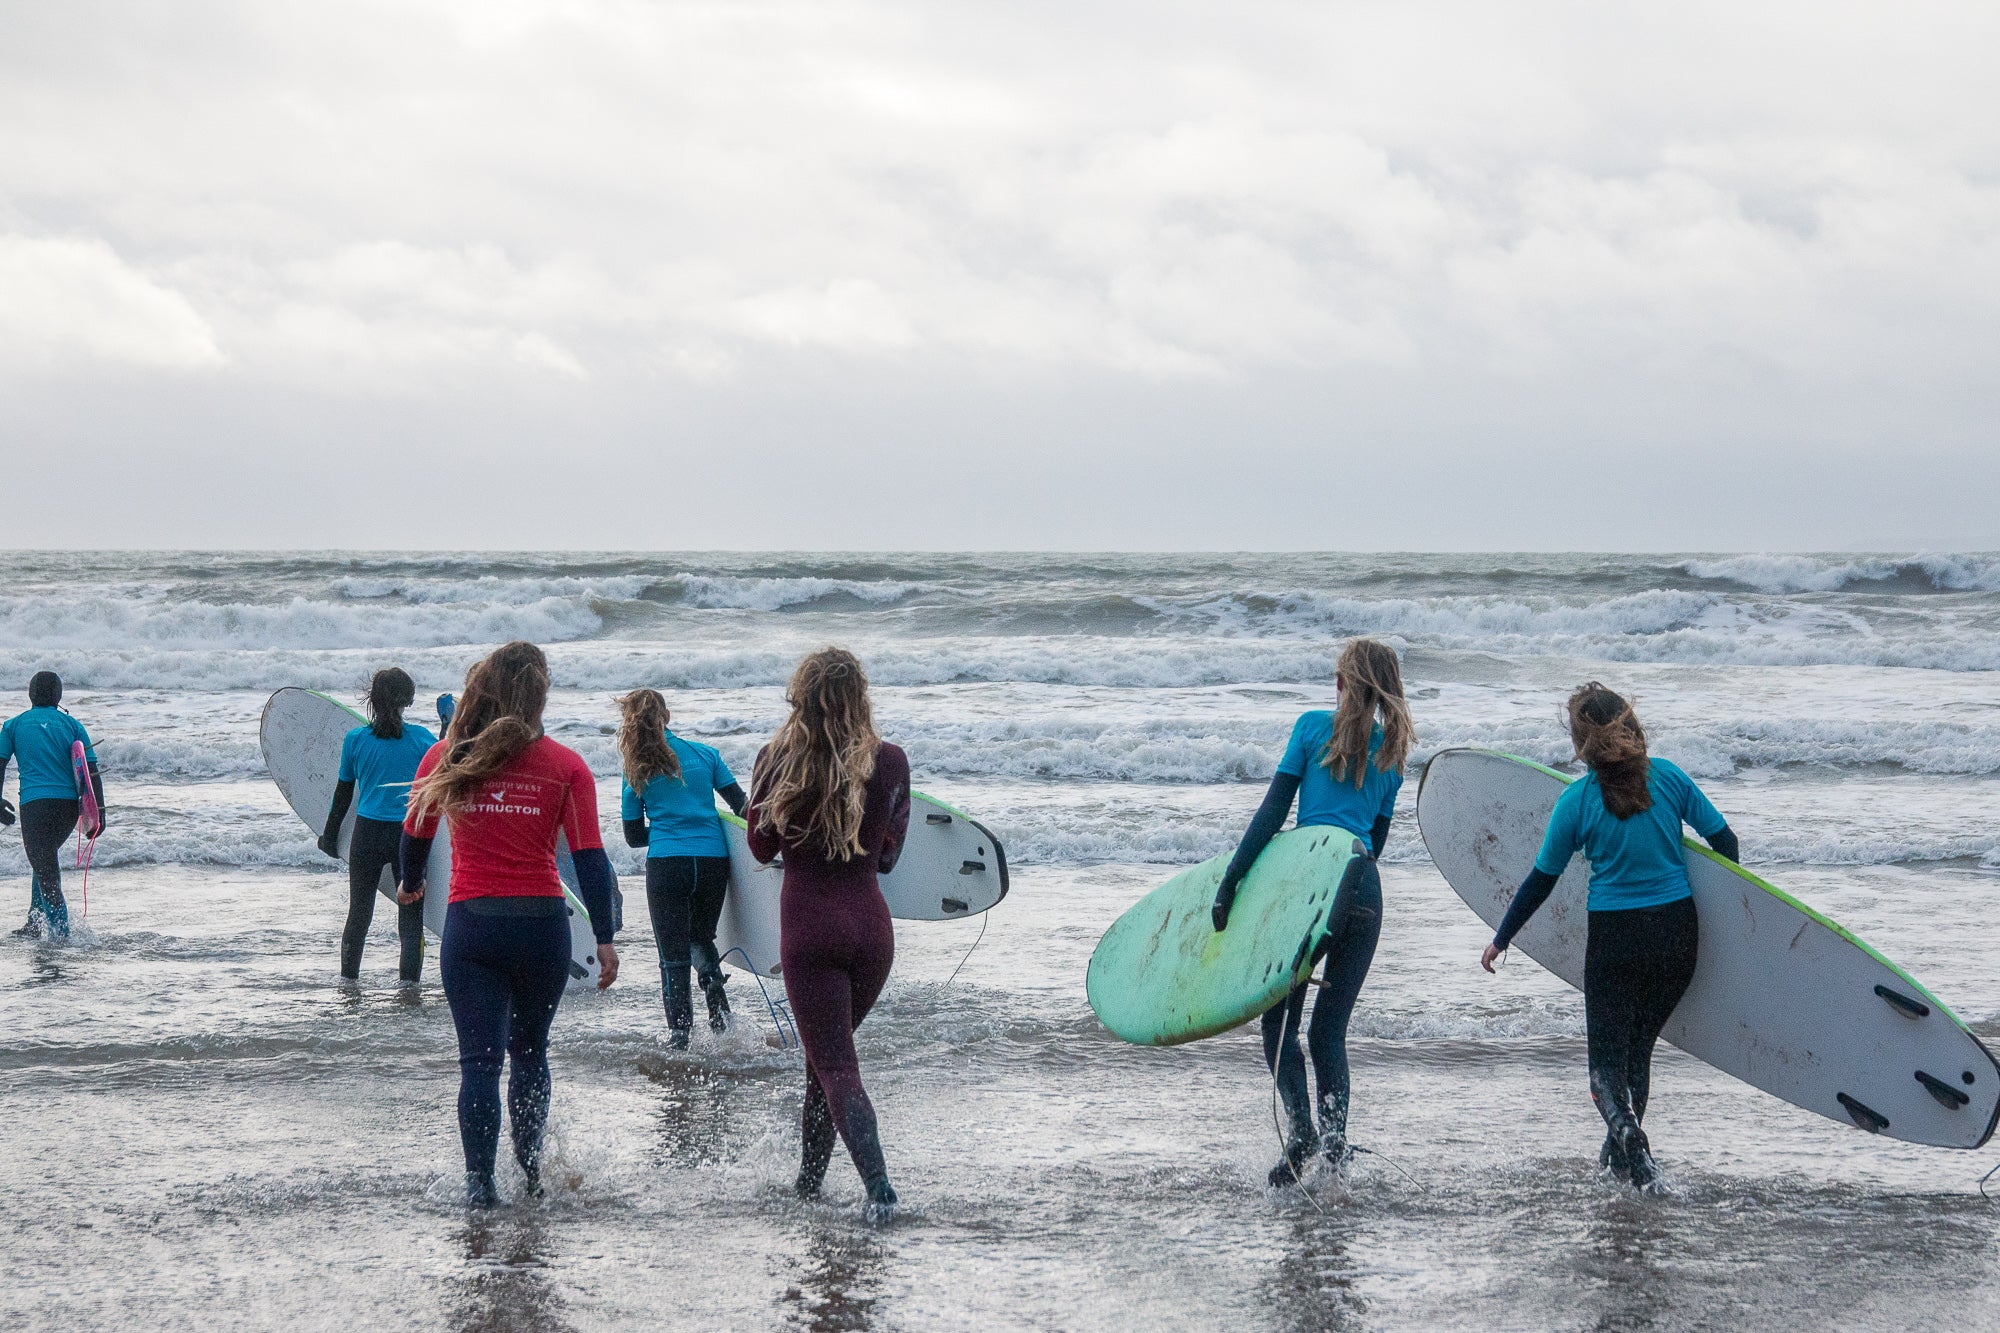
[396,882,424,906]
[595,942,619,989]
[1480,943,1504,973]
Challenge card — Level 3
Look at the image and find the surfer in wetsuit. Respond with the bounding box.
[317,668,436,983]
[1,672,105,941]
[399,641,621,1208]
[746,648,910,1219]
[616,689,748,1047]
[1479,683,1740,1193]
[1211,638,1411,1186]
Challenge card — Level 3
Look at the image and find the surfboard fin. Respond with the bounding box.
[1874,984,1931,1020]
[1838,1093,1890,1134]
[1916,1070,1972,1110]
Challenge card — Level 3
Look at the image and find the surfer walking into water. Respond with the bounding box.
[746,647,910,1220]
[1479,683,1740,1192]
[0,672,106,941]
[1212,638,1413,1185]
[399,641,622,1208]
[317,667,436,984]
[616,688,748,1047]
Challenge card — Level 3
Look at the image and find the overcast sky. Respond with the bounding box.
[3,0,1997,550]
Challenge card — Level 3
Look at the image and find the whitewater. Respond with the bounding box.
[4,550,1998,1331]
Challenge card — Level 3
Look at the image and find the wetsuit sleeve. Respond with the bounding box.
[1213,768,1302,927]
[877,748,912,875]
[0,718,14,765]
[1275,714,1314,778]
[337,730,359,784]
[1368,813,1392,860]
[717,782,748,818]
[398,830,435,893]
[1493,868,1560,950]
[321,779,355,852]
[711,748,738,792]
[402,745,444,838]
[570,847,618,944]
[1532,786,1582,878]
[1704,823,1740,863]
[745,747,781,863]
[619,779,647,846]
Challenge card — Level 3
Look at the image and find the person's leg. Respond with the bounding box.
[784,899,897,1206]
[1260,985,1317,1182]
[689,856,732,1029]
[1306,860,1382,1162]
[1584,910,1648,1181]
[795,1063,838,1198]
[20,800,78,939]
[440,905,510,1206]
[502,911,573,1193]
[341,818,398,979]
[1629,897,1699,1129]
[646,857,695,1043]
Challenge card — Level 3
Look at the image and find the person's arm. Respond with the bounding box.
[319,779,355,857]
[1678,766,1737,863]
[570,847,619,945]
[1482,789,1579,970]
[558,751,620,988]
[84,759,106,835]
[744,749,780,863]
[1491,868,1559,952]
[0,755,12,825]
[1704,823,1739,863]
[1212,769,1302,931]
[1368,813,1392,861]
[717,781,748,818]
[619,779,648,848]
[877,752,912,875]
[397,830,435,898]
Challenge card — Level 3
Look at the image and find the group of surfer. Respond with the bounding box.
[2,633,1738,1207]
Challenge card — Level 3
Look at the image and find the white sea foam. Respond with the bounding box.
[673,575,935,611]
[1677,553,2000,594]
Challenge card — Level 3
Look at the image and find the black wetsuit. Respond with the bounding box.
[624,781,746,1039]
[323,779,425,982]
[3,750,103,936]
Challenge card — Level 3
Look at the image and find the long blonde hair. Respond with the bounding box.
[1568,682,1652,818]
[753,647,880,860]
[408,641,549,821]
[1321,638,1414,789]
[618,689,681,789]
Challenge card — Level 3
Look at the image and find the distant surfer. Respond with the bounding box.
[746,648,910,1220]
[399,641,621,1208]
[316,667,436,983]
[1478,683,1740,1192]
[616,688,748,1047]
[1211,638,1413,1185]
[0,672,106,941]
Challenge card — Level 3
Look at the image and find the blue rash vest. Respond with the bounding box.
[619,730,737,858]
[0,707,97,803]
[1277,711,1402,843]
[338,722,438,823]
[1533,757,1727,912]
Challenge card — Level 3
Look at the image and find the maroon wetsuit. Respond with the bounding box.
[747,742,911,1192]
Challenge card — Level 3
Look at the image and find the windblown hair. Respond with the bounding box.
[1320,639,1413,789]
[365,667,416,740]
[753,647,880,860]
[408,641,549,822]
[617,689,682,789]
[1568,682,1652,819]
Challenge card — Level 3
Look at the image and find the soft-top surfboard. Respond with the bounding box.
[259,687,605,988]
[1086,828,1368,1046]
[1417,747,2000,1150]
[712,796,1010,978]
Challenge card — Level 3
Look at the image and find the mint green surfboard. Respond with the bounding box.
[1087,827,1367,1046]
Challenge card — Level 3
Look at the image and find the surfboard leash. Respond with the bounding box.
[1979,1158,2000,1202]
[719,947,799,1051]
[942,911,989,991]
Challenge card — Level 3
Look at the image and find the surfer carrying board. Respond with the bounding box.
[399,641,622,1208]
[1478,683,1740,1192]
[746,648,911,1220]
[1211,639,1412,1185]
[0,672,105,941]
[616,688,749,1047]
[317,667,437,983]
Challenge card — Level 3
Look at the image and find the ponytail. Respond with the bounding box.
[1567,682,1652,818]
[617,689,682,790]
[365,667,416,740]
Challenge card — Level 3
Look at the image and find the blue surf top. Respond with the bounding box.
[0,707,97,803]
[619,731,737,858]
[1277,711,1402,843]
[1533,757,1727,911]
[338,722,438,823]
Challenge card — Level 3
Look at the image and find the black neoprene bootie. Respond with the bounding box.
[1267,1124,1320,1187]
[863,1174,898,1223]
[701,970,730,1032]
[466,1172,501,1209]
[11,916,38,939]
[664,966,693,1048]
[1598,1133,1629,1175]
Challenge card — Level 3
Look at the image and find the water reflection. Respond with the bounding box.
[446,1217,570,1333]
[1266,1215,1369,1333]
[779,1224,887,1332]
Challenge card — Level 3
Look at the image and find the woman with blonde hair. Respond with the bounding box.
[399,641,621,1208]
[616,688,747,1047]
[1211,638,1413,1186]
[746,647,910,1218]
[1479,683,1738,1192]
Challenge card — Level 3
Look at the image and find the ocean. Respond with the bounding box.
[4,550,1998,1330]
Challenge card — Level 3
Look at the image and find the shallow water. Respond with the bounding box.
[3,552,1998,1330]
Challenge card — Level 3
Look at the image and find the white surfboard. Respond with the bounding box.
[259,687,605,988]
[1417,747,2000,1150]
[710,794,1009,978]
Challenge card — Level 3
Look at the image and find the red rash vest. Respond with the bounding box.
[404,735,605,902]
